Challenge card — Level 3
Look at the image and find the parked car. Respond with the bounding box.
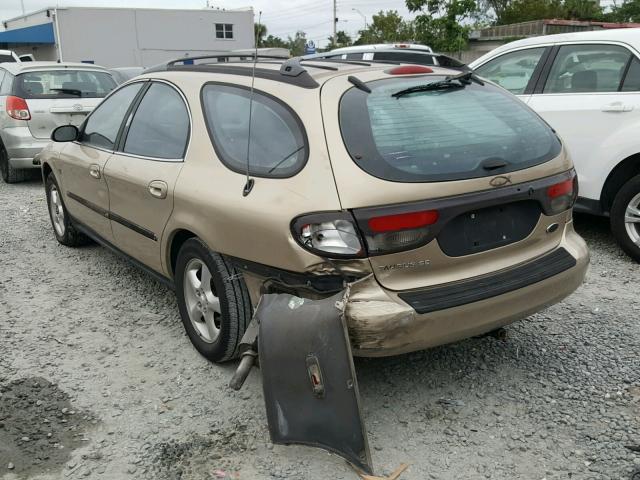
[0,61,116,183]
[305,45,469,70]
[471,28,640,262]
[109,67,145,85]
[39,55,588,367]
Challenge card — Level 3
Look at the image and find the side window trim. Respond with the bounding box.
[114,81,151,152]
[116,80,192,162]
[532,45,560,94]
[618,54,634,91]
[77,80,149,153]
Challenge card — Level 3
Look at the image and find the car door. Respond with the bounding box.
[473,46,551,103]
[526,43,640,202]
[103,81,190,274]
[57,82,144,241]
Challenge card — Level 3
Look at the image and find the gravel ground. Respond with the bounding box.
[1,177,639,480]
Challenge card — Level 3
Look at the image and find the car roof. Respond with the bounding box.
[0,61,111,75]
[329,44,433,53]
[482,27,640,56]
[141,56,460,89]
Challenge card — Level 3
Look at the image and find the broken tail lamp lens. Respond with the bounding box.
[546,173,578,214]
[6,96,31,120]
[365,210,439,255]
[293,213,365,258]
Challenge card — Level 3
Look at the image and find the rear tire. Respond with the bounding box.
[610,174,640,263]
[175,238,252,363]
[45,172,89,247]
[0,143,28,184]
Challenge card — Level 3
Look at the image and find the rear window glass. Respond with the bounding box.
[373,51,436,65]
[0,55,16,63]
[201,84,308,178]
[14,70,116,99]
[339,76,561,182]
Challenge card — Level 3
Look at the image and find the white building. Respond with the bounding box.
[0,6,255,67]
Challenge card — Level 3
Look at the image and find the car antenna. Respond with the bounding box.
[242,10,261,197]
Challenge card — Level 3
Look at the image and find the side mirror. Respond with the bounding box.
[51,125,79,142]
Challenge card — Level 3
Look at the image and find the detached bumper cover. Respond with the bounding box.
[257,293,373,474]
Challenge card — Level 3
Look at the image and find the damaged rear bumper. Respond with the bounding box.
[346,225,589,357]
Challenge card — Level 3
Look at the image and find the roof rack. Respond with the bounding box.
[166,53,289,67]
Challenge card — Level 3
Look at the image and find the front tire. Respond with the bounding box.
[175,238,252,363]
[0,144,28,184]
[45,172,89,247]
[610,174,640,263]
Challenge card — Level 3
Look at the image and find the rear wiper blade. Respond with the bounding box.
[50,88,83,97]
[391,71,484,99]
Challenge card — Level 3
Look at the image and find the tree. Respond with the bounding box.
[406,0,478,52]
[328,31,353,49]
[606,0,640,22]
[479,0,603,24]
[255,23,267,46]
[287,31,308,56]
[354,10,415,44]
[262,34,289,49]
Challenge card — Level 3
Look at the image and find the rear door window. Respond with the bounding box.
[201,84,308,178]
[123,82,190,159]
[475,47,547,94]
[14,70,116,99]
[339,76,561,183]
[543,44,631,93]
[80,82,143,150]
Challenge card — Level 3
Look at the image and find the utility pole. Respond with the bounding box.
[333,0,337,47]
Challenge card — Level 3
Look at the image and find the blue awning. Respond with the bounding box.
[0,22,55,44]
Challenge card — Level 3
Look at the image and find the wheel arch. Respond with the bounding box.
[600,152,640,214]
[167,228,198,279]
[41,161,53,182]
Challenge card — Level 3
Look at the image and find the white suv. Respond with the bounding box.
[471,28,640,262]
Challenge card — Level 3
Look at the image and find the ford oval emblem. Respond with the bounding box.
[72,104,83,112]
[490,175,512,187]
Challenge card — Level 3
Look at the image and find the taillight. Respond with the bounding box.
[362,210,439,255]
[6,96,31,120]
[388,65,433,75]
[292,212,365,258]
[546,173,578,214]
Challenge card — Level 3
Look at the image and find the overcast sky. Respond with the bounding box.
[0,0,418,48]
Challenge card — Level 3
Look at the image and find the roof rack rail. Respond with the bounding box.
[166,53,289,67]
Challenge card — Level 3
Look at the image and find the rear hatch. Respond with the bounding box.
[14,69,116,139]
[320,68,575,291]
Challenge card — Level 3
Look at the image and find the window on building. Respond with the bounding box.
[215,23,233,39]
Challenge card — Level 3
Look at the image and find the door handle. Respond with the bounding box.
[602,102,633,112]
[89,164,101,179]
[148,180,168,199]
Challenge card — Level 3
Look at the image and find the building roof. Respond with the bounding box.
[0,22,54,44]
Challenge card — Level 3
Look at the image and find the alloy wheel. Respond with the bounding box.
[49,184,66,237]
[624,192,640,246]
[183,258,222,343]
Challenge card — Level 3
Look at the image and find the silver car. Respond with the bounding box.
[0,62,116,183]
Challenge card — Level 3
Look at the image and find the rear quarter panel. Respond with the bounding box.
[161,73,344,276]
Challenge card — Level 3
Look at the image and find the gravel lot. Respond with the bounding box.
[1,176,639,480]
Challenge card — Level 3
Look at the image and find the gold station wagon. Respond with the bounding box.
[40,55,589,364]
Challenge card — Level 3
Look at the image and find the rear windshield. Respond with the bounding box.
[14,70,116,99]
[339,76,561,182]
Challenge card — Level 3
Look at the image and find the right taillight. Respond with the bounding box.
[546,172,578,214]
[362,209,439,255]
[6,96,31,120]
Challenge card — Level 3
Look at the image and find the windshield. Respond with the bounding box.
[339,76,561,182]
[14,70,116,99]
